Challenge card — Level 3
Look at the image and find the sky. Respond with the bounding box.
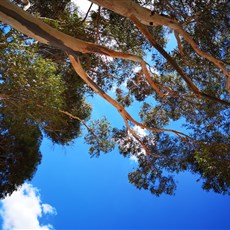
[1,0,230,229]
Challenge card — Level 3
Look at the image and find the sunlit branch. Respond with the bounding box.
[89,0,230,81]
[68,54,194,143]
[130,15,230,106]
[141,61,164,97]
[0,1,168,98]
[129,14,200,95]
[59,110,96,137]
[174,31,184,57]
[123,118,158,158]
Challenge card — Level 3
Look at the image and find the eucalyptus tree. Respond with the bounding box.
[0,21,91,197]
[0,114,42,199]
[0,0,229,196]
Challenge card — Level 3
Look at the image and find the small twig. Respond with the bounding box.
[68,54,195,143]
[124,118,158,158]
[80,2,93,24]
[95,6,101,44]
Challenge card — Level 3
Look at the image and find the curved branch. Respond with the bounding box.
[68,54,194,143]
[130,15,230,106]
[89,0,230,79]
[174,31,185,57]
[141,61,164,97]
[124,118,158,158]
[0,1,142,62]
[0,1,165,98]
[130,14,200,95]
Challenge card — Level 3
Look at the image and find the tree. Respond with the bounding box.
[0,113,42,199]
[0,21,92,197]
[0,0,229,196]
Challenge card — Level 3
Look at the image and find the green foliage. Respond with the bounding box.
[194,142,230,194]
[128,166,176,196]
[0,115,42,199]
[1,43,65,109]
[0,22,91,197]
[1,0,230,197]
[84,117,115,157]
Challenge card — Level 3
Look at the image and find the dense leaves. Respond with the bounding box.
[0,0,229,197]
[84,117,115,157]
[0,22,91,197]
[0,115,42,199]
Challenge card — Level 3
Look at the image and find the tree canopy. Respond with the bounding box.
[0,0,229,198]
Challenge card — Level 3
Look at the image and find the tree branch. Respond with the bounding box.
[89,0,230,80]
[68,54,194,144]
[124,118,158,158]
[130,15,230,106]
[80,2,93,24]
[129,14,201,95]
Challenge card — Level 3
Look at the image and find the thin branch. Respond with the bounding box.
[129,14,200,95]
[174,31,184,56]
[0,1,192,99]
[124,118,158,158]
[68,54,194,143]
[95,6,101,43]
[89,0,229,80]
[59,110,93,134]
[141,61,164,97]
[130,15,230,106]
[80,2,93,24]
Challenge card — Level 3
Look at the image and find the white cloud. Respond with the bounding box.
[0,183,57,230]
[42,204,57,215]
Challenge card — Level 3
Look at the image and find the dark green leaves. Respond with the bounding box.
[84,117,115,157]
[0,115,42,199]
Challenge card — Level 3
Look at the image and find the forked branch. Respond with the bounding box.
[130,15,230,106]
[89,0,230,80]
[68,54,194,146]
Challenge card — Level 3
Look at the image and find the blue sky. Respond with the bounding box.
[1,94,230,229]
[1,0,230,229]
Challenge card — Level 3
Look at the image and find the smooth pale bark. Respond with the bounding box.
[0,1,168,98]
[1,1,229,101]
[0,0,142,63]
[130,15,230,106]
[89,0,230,80]
[68,54,193,142]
